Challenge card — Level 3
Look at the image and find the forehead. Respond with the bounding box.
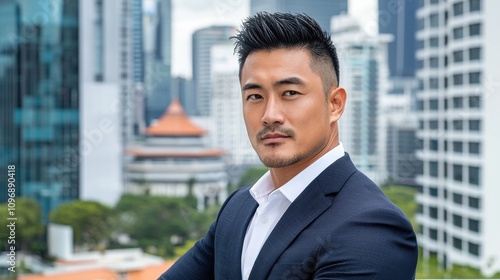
[240,48,317,83]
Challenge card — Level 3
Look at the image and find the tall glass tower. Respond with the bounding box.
[0,0,80,222]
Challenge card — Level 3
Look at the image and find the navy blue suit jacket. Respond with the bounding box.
[158,154,418,279]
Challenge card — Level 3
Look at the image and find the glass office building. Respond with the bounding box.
[0,0,79,222]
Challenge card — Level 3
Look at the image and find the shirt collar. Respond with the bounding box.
[249,142,345,205]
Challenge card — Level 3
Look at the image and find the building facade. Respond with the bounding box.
[332,15,391,184]
[126,99,228,210]
[415,0,500,275]
[192,25,235,116]
[0,0,80,222]
[145,0,172,125]
[210,44,260,165]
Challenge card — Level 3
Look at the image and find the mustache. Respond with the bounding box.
[257,125,295,140]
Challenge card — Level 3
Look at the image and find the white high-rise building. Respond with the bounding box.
[210,44,260,165]
[415,0,500,275]
[331,15,391,184]
[79,0,138,205]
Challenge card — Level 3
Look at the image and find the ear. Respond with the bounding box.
[327,86,347,124]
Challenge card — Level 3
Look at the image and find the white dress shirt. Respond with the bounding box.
[240,143,345,279]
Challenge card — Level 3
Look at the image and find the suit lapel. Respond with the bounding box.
[248,154,357,280]
[216,188,258,280]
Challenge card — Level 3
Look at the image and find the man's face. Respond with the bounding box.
[240,48,336,168]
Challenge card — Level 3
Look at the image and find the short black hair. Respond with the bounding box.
[232,12,340,90]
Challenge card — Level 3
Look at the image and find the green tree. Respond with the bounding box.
[112,195,218,258]
[0,198,44,252]
[236,165,268,190]
[49,200,111,250]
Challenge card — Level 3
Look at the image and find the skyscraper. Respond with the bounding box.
[250,0,348,32]
[415,0,500,275]
[378,0,418,78]
[332,14,391,184]
[192,25,235,116]
[210,44,260,165]
[0,0,80,222]
[145,0,172,125]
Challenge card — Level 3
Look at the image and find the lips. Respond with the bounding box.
[261,133,290,140]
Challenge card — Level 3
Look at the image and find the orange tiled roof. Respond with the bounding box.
[18,268,116,280]
[129,261,175,280]
[146,98,206,136]
[18,261,175,280]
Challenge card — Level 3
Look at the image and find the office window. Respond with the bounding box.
[453,214,463,228]
[469,96,481,108]
[430,120,439,130]
[429,13,439,28]
[417,59,424,69]
[453,27,464,40]
[429,57,439,68]
[417,39,425,49]
[453,164,463,181]
[418,203,423,214]
[468,218,480,233]
[469,23,481,36]
[453,193,463,205]
[453,50,463,63]
[444,161,448,178]
[469,71,481,84]
[453,141,463,153]
[429,206,438,219]
[430,139,439,151]
[430,161,439,177]
[443,209,448,222]
[469,242,480,256]
[453,97,463,108]
[453,119,463,131]
[469,119,481,131]
[469,0,481,12]
[469,166,480,185]
[429,37,439,48]
[429,187,438,197]
[429,78,439,89]
[453,2,464,16]
[469,47,481,61]
[418,18,425,30]
[430,0,439,3]
[429,228,438,240]
[417,100,424,111]
[453,237,462,250]
[453,73,463,86]
[469,196,480,209]
[429,99,439,110]
[469,142,480,155]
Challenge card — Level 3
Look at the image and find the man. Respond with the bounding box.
[158,12,418,280]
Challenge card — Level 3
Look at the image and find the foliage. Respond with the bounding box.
[0,198,44,252]
[381,185,418,231]
[236,165,268,190]
[111,195,219,258]
[49,200,112,250]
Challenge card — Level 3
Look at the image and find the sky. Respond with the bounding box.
[145,0,377,78]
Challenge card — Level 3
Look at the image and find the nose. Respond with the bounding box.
[261,96,285,126]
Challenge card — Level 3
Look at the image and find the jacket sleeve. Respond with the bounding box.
[313,207,418,280]
[157,189,241,280]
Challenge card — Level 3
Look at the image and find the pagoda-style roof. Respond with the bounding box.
[145,98,206,137]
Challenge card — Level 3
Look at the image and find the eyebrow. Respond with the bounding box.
[242,77,305,91]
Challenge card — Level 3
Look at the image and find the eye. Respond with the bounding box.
[246,94,263,100]
[283,91,299,96]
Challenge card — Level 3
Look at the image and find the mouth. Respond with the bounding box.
[260,133,291,144]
